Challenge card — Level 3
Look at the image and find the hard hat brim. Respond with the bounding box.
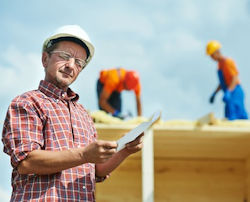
[43,33,95,64]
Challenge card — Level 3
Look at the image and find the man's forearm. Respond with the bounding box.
[18,148,86,175]
[95,149,129,177]
[100,99,115,114]
[95,133,143,177]
[228,76,238,91]
[136,95,142,116]
[215,84,221,93]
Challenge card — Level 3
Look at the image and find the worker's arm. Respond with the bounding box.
[99,89,116,114]
[17,140,117,175]
[209,84,221,104]
[227,75,239,91]
[135,94,142,116]
[214,84,221,94]
[95,133,143,177]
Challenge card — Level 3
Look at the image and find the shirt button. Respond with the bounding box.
[82,185,86,189]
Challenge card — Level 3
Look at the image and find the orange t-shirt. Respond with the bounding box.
[218,58,240,87]
[99,68,141,96]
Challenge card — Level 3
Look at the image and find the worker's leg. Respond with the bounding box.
[108,91,122,113]
[97,79,103,110]
[231,85,248,119]
[225,85,248,120]
[97,79,122,113]
[224,101,236,120]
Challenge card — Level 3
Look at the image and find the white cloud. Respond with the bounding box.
[1,0,249,122]
[163,31,203,54]
[0,45,44,97]
[209,0,249,25]
[91,3,155,39]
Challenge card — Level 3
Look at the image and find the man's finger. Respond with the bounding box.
[98,140,118,149]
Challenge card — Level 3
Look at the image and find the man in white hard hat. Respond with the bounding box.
[2,25,144,201]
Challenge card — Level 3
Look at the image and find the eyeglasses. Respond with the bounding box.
[50,50,87,70]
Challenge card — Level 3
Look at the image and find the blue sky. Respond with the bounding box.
[1,0,250,200]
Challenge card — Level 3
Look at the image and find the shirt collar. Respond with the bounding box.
[38,80,79,102]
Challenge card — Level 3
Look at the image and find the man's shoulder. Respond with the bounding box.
[225,57,235,64]
[74,103,93,117]
[223,57,237,69]
[12,89,44,105]
[75,102,88,112]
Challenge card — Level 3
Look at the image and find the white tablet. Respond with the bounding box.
[116,111,161,152]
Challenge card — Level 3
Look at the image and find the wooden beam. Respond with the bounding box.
[245,158,250,202]
[142,129,154,202]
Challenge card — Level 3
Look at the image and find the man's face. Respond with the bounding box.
[210,50,220,61]
[42,41,87,90]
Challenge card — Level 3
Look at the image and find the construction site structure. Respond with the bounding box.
[94,112,250,202]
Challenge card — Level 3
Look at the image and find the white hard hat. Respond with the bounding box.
[42,25,95,65]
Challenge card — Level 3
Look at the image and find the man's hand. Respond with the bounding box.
[123,133,144,155]
[113,110,126,120]
[209,92,216,104]
[95,133,144,177]
[82,140,117,163]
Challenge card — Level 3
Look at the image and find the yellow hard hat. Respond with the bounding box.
[206,40,221,55]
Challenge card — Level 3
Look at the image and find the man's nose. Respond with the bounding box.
[66,58,75,68]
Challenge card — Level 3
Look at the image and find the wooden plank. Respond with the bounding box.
[153,129,250,159]
[96,126,130,139]
[154,159,245,202]
[246,158,250,202]
[96,124,250,160]
[96,157,142,202]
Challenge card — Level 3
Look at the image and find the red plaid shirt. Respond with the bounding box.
[2,80,99,201]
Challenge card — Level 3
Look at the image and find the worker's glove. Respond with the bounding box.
[113,110,126,120]
[209,92,216,104]
[223,90,231,103]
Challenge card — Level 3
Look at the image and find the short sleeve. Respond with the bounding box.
[103,72,119,95]
[2,98,44,167]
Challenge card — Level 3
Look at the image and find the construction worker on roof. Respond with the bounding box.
[206,40,248,120]
[97,68,142,119]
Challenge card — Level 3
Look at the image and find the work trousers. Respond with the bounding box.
[97,79,122,113]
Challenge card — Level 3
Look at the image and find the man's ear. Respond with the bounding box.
[42,52,49,68]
